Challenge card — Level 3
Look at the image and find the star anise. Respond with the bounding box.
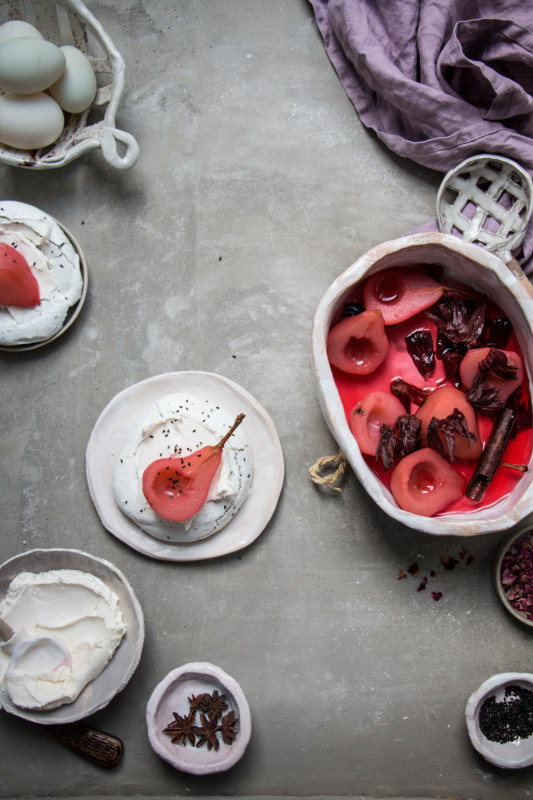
[199,689,228,720]
[426,408,476,461]
[193,713,221,751]
[219,710,239,745]
[405,330,435,378]
[163,709,196,746]
[188,693,208,711]
[426,294,485,348]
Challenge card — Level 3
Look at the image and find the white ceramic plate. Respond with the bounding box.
[146,662,252,775]
[466,672,533,768]
[0,200,88,352]
[312,232,533,535]
[0,548,144,725]
[86,372,284,561]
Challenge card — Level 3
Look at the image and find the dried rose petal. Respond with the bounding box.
[417,577,428,592]
[398,569,407,580]
[500,535,533,621]
[442,555,459,570]
[430,591,443,601]
[408,563,419,577]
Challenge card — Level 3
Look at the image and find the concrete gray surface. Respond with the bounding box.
[1,1,533,799]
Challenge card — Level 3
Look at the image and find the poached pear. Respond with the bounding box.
[0,242,40,307]
[142,413,245,522]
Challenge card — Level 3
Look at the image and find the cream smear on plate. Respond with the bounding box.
[112,394,253,543]
[0,569,125,710]
[0,200,83,345]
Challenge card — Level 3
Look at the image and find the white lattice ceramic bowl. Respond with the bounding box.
[312,232,533,536]
[0,0,139,169]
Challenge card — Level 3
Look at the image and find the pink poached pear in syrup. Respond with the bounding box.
[326,309,388,375]
[390,447,466,516]
[0,242,40,307]
[328,267,532,517]
[142,413,245,522]
[349,390,406,455]
[363,267,444,324]
[460,348,523,405]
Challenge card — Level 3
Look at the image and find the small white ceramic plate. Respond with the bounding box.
[86,372,284,561]
[494,525,533,628]
[0,548,144,725]
[146,662,252,775]
[466,673,533,768]
[0,200,88,352]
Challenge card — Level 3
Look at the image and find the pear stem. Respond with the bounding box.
[216,413,245,450]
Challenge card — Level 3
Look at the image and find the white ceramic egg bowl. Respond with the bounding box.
[0,0,139,169]
[312,231,533,536]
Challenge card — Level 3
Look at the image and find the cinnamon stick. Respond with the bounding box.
[466,407,517,501]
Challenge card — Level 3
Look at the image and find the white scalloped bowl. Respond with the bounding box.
[466,673,533,769]
[0,0,139,169]
[312,232,533,536]
[146,662,252,775]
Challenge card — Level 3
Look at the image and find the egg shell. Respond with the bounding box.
[0,37,65,94]
[0,20,43,46]
[0,92,64,149]
[48,45,97,114]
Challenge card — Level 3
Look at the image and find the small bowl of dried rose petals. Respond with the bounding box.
[145,661,252,775]
[494,526,533,627]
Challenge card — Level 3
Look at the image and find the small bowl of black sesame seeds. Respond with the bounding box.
[466,672,533,768]
[494,526,533,628]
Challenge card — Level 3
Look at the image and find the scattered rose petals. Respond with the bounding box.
[417,577,428,592]
[442,555,459,570]
[398,569,407,580]
[408,563,419,576]
[430,591,443,601]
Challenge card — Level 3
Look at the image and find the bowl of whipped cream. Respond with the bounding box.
[0,200,88,351]
[0,548,144,724]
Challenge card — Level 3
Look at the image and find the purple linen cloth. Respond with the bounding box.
[309,0,533,272]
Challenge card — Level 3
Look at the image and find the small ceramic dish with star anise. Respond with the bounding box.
[145,661,252,775]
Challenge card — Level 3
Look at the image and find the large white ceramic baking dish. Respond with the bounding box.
[312,232,533,536]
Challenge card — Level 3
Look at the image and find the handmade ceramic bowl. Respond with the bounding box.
[0,0,139,169]
[0,548,144,724]
[312,231,533,536]
[466,672,533,768]
[146,662,252,775]
[493,524,533,628]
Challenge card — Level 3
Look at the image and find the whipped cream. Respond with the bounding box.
[0,200,83,345]
[0,569,126,710]
[112,394,253,543]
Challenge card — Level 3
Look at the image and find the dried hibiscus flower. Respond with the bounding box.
[426,408,476,461]
[376,423,397,471]
[466,371,504,410]
[390,377,429,413]
[483,317,512,349]
[395,414,421,460]
[405,330,435,378]
[478,348,518,379]
[426,294,485,348]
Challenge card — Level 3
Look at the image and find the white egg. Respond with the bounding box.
[0,92,64,149]
[49,45,96,114]
[0,37,65,94]
[0,20,43,46]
